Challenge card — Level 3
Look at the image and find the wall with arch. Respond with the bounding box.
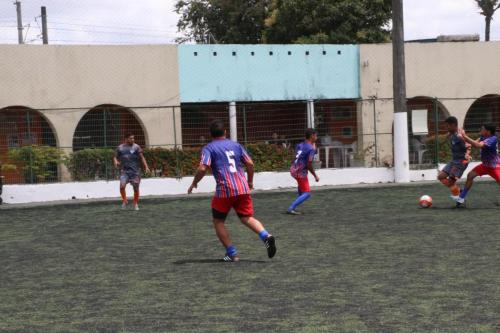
[0,45,182,153]
[359,41,500,165]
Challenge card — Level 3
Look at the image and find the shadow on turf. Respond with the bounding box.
[173,259,268,265]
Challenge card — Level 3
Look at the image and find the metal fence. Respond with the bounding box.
[1,96,499,185]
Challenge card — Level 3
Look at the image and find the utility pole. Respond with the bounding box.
[14,0,24,44]
[392,0,410,183]
[41,6,48,44]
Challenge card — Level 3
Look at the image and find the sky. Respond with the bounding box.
[0,0,499,45]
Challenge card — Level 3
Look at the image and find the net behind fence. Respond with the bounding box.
[1,97,499,185]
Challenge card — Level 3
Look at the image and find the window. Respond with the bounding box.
[342,127,353,138]
[332,107,355,120]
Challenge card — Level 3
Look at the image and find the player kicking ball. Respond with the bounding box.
[188,120,277,262]
[113,133,150,211]
[437,116,471,201]
[454,123,500,207]
[287,128,320,215]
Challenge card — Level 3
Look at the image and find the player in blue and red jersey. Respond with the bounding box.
[188,120,277,262]
[287,128,320,215]
[454,123,500,207]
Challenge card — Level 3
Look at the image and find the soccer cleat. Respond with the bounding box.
[222,254,240,262]
[134,204,140,211]
[264,235,277,258]
[454,196,466,208]
[121,202,127,209]
[286,209,302,215]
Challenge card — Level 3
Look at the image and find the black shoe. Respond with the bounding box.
[222,254,240,262]
[264,235,277,258]
[456,201,466,209]
[286,209,302,215]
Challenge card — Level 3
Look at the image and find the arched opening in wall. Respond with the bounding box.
[0,106,58,184]
[406,97,450,166]
[463,95,500,133]
[73,105,146,151]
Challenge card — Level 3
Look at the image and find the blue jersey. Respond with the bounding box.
[290,141,316,178]
[480,136,500,168]
[201,139,252,198]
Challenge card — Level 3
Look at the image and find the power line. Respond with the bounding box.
[48,16,178,31]
[48,20,178,34]
[48,27,177,38]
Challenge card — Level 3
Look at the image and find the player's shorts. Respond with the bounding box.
[211,194,254,220]
[472,163,500,182]
[294,177,310,193]
[120,172,141,186]
[442,160,469,179]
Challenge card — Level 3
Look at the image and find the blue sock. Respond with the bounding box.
[258,230,269,241]
[226,245,237,257]
[289,192,311,211]
[459,188,470,199]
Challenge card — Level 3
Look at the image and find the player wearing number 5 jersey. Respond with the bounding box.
[287,128,320,215]
[188,120,276,262]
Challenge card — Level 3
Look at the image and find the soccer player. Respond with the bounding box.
[113,133,150,211]
[437,116,471,200]
[187,120,277,262]
[287,128,320,215]
[454,123,500,207]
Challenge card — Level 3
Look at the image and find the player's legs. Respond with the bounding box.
[457,167,481,203]
[130,174,141,210]
[288,177,311,214]
[212,197,239,261]
[235,195,276,258]
[439,164,461,197]
[119,174,129,207]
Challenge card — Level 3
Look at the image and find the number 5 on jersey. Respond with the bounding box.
[226,150,237,173]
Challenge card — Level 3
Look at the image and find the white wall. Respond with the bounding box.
[1,166,461,205]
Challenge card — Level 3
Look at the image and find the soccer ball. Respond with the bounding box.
[419,195,432,208]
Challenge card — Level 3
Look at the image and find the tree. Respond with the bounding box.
[263,0,392,44]
[175,0,391,44]
[175,0,272,44]
[475,0,500,41]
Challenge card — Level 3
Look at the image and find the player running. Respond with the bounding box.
[437,116,471,200]
[454,123,500,207]
[287,128,320,215]
[187,120,277,262]
[113,133,150,211]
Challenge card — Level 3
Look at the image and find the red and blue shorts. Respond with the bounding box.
[294,177,310,193]
[472,164,500,182]
[211,194,254,220]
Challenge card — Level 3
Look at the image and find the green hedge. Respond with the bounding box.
[66,143,295,181]
[66,148,117,181]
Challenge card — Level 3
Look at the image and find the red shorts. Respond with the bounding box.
[295,177,310,193]
[211,194,254,219]
[473,164,500,182]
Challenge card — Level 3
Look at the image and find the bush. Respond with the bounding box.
[66,143,295,181]
[7,145,63,183]
[66,148,117,181]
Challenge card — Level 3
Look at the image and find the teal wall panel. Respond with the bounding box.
[179,44,359,103]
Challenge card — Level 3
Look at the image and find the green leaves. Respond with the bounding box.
[175,0,391,44]
[7,145,64,183]
[66,144,294,182]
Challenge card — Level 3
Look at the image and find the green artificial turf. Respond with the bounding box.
[1,182,500,332]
